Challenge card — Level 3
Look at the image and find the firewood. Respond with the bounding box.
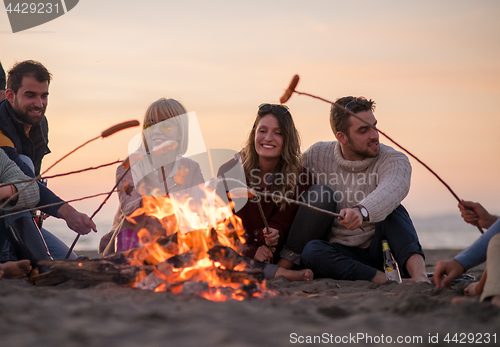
[167,251,195,268]
[135,271,166,291]
[31,259,153,287]
[181,281,209,296]
[208,245,247,270]
[215,267,264,283]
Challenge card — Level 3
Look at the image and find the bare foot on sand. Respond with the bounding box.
[451,294,500,307]
[410,274,431,283]
[406,254,431,283]
[276,268,314,282]
[491,296,500,308]
[464,282,481,296]
[451,296,477,304]
[0,260,32,279]
[299,269,314,282]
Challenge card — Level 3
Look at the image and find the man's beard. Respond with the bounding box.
[347,138,380,158]
[13,101,44,126]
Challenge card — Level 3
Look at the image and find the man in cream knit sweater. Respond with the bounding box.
[295,96,428,283]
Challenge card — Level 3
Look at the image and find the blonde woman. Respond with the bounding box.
[99,98,204,254]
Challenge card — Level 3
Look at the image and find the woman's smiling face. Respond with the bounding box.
[144,119,180,147]
[254,114,283,160]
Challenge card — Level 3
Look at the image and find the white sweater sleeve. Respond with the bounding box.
[360,150,412,223]
[0,149,40,210]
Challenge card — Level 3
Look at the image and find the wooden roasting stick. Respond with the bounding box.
[0,190,117,221]
[65,139,180,258]
[226,184,344,220]
[0,160,122,188]
[0,120,140,212]
[65,166,131,259]
[280,75,484,235]
[255,198,275,256]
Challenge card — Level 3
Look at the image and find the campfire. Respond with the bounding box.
[32,185,271,302]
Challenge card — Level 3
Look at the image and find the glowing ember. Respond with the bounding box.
[122,184,270,301]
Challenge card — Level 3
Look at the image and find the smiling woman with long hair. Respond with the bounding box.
[242,104,303,210]
[217,104,313,282]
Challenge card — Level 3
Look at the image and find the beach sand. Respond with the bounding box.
[0,249,498,347]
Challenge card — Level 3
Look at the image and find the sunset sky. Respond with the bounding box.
[1,0,499,244]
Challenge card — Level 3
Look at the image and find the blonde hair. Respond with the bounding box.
[142,98,189,155]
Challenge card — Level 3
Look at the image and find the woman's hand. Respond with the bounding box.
[459,200,498,229]
[254,245,274,263]
[263,227,279,247]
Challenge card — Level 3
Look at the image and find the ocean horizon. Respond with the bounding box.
[42,213,483,252]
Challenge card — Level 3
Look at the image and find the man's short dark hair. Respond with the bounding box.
[330,96,375,137]
[7,60,52,94]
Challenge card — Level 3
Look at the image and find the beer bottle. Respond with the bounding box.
[382,240,402,283]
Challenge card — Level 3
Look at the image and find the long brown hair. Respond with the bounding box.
[242,104,303,210]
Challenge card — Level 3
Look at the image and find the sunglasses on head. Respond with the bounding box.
[258,103,290,115]
[143,120,173,134]
[344,97,368,113]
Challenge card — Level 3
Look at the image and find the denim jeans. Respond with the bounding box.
[281,184,424,281]
[301,204,424,281]
[0,211,77,261]
[279,184,338,265]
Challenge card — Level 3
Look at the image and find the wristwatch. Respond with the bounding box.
[354,205,369,221]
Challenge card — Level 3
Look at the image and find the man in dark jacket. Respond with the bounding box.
[0,61,5,101]
[0,60,96,261]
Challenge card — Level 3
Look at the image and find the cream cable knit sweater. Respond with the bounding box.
[0,149,40,210]
[304,141,411,248]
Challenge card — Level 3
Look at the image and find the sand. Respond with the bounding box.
[0,249,498,347]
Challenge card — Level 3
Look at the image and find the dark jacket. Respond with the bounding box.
[0,99,63,216]
[0,100,50,176]
[0,61,5,91]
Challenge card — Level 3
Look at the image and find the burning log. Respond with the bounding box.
[166,251,196,268]
[135,271,168,291]
[31,183,271,300]
[181,281,263,299]
[181,281,209,296]
[31,258,153,287]
[156,232,178,246]
[208,245,248,270]
[215,268,264,283]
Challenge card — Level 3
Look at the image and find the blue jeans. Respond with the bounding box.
[280,185,337,264]
[0,211,76,261]
[40,228,77,260]
[302,204,424,281]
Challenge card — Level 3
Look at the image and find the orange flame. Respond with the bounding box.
[124,184,268,301]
